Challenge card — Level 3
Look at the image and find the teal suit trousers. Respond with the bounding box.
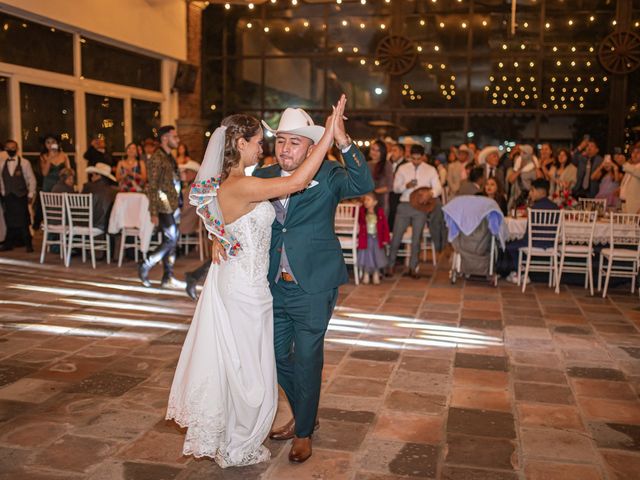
[271,281,338,437]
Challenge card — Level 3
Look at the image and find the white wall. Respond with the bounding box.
[0,0,187,60]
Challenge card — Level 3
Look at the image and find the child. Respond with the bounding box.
[357,192,390,284]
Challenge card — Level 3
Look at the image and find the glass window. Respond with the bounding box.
[0,77,9,145]
[226,59,263,110]
[469,114,537,146]
[85,94,125,156]
[398,115,465,150]
[81,38,161,91]
[20,83,75,154]
[132,99,161,144]
[402,57,467,108]
[265,58,324,109]
[0,13,73,75]
[326,57,389,110]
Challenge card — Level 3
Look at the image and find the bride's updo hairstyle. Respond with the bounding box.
[220,114,261,182]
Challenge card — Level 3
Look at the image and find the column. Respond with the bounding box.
[177,2,208,162]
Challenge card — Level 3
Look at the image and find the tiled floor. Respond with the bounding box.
[0,244,639,479]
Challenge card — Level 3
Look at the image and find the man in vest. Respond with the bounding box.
[0,140,36,252]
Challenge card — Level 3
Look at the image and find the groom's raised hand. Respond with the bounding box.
[333,95,350,149]
[210,238,228,264]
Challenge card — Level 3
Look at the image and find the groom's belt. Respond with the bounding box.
[281,271,295,282]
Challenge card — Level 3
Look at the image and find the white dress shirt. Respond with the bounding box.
[393,161,442,202]
[0,156,37,198]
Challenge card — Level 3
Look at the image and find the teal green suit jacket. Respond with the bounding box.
[253,145,374,294]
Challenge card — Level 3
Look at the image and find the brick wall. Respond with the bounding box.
[177,2,207,163]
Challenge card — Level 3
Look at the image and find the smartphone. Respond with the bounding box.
[604,154,612,164]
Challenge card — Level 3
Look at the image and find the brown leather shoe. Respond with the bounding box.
[269,418,295,441]
[269,418,320,441]
[289,436,312,463]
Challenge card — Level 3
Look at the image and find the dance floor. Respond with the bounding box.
[0,244,639,479]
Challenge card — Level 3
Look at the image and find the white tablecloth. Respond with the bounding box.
[505,217,613,244]
[108,193,154,252]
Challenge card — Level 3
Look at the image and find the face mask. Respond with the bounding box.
[5,149,17,157]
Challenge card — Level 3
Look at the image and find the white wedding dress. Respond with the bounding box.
[166,201,278,468]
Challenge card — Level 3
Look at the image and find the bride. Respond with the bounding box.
[166,97,344,468]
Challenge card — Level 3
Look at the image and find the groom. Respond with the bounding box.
[237,104,373,462]
[258,106,373,462]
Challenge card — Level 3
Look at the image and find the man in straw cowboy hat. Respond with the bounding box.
[82,162,118,233]
[212,98,374,463]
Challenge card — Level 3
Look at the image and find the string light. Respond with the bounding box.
[224,3,230,10]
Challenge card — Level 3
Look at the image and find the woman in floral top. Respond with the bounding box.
[116,142,147,192]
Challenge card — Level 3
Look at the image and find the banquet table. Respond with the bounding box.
[107,192,155,253]
[504,217,614,244]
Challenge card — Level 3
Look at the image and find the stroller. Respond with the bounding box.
[443,196,507,286]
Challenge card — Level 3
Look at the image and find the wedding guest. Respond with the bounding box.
[457,167,485,196]
[357,192,390,284]
[447,145,470,197]
[388,144,443,278]
[0,140,36,252]
[116,142,147,192]
[141,138,157,163]
[176,142,191,166]
[538,142,554,176]
[83,136,112,168]
[507,144,541,210]
[82,162,118,232]
[481,177,508,215]
[256,142,277,168]
[367,140,393,215]
[504,178,558,284]
[593,155,623,208]
[34,134,71,229]
[479,146,506,188]
[547,148,577,197]
[138,125,183,289]
[572,139,603,198]
[51,168,76,193]
[620,142,640,214]
[178,160,200,238]
[388,142,407,230]
[40,134,71,194]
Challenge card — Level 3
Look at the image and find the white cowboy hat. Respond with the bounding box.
[86,162,116,182]
[261,108,325,144]
[402,137,420,146]
[178,160,200,173]
[478,146,500,165]
[457,144,471,157]
[383,136,397,145]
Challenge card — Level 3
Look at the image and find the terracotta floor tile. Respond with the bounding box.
[269,449,354,480]
[601,450,640,480]
[326,376,388,398]
[372,410,444,444]
[577,397,640,424]
[32,434,116,473]
[445,434,517,470]
[339,359,396,379]
[453,368,509,390]
[451,387,511,412]
[514,382,575,405]
[520,427,598,462]
[441,466,518,480]
[571,378,638,401]
[517,403,585,431]
[384,390,447,415]
[524,460,604,480]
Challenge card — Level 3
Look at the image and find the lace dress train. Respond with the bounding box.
[166,200,277,468]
